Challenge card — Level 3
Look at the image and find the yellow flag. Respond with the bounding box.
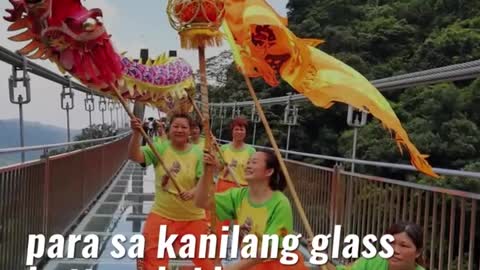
[223,0,438,177]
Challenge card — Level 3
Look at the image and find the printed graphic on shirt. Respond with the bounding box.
[220,144,255,185]
[161,160,181,188]
[141,140,205,220]
[224,159,239,178]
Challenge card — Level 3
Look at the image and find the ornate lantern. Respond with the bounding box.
[167,0,225,49]
[167,0,226,236]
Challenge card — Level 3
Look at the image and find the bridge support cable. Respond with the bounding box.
[207,59,480,108]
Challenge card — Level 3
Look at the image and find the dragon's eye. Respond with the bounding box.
[83,18,98,31]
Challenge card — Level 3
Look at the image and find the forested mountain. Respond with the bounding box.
[208,0,480,192]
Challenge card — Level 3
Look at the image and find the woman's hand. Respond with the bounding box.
[204,151,220,168]
[130,118,143,133]
[307,237,313,251]
[179,188,195,201]
[239,217,253,239]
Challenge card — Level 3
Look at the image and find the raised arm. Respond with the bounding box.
[194,151,217,209]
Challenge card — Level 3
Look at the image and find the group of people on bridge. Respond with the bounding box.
[127,113,426,270]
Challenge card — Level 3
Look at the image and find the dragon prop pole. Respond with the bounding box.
[187,94,241,187]
[166,0,225,238]
[110,85,183,194]
[243,75,315,240]
[3,0,204,195]
[198,45,218,233]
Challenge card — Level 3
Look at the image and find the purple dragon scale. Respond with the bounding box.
[121,57,193,86]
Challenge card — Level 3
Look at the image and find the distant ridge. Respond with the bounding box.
[0,119,80,166]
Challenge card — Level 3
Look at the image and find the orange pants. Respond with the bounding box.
[216,178,244,193]
[137,213,216,270]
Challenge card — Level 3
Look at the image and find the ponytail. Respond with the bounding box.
[262,151,287,191]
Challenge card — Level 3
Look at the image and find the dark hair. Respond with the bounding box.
[262,150,286,191]
[169,113,192,128]
[191,119,203,132]
[387,221,425,266]
[230,117,248,131]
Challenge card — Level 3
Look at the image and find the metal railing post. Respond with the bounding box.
[210,106,216,129]
[282,93,299,159]
[329,164,345,235]
[84,92,95,127]
[219,103,225,140]
[231,102,240,119]
[61,77,74,142]
[115,101,121,130]
[99,96,107,125]
[347,105,368,172]
[108,99,115,128]
[42,148,50,237]
[9,56,31,162]
[81,149,86,208]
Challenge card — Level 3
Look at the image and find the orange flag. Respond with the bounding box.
[223,0,438,177]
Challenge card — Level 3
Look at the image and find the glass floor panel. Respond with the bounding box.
[44,161,315,270]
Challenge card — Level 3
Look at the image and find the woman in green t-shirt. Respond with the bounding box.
[337,221,426,270]
[128,114,214,270]
[196,150,307,270]
[190,118,206,149]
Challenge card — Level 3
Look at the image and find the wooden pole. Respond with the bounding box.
[198,45,217,233]
[242,74,314,239]
[187,95,241,187]
[110,85,182,194]
[132,49,148,120]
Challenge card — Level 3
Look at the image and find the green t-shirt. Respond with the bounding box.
[336,255,425,270]
[153,136,165,144]
[192,136,206,150]
[215,187,293,246]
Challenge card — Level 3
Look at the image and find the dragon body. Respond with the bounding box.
[4,0,194,112]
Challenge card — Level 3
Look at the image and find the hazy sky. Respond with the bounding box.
[0,0,289,130]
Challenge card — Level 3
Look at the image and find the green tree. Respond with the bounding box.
[207,0,480,193]
[411,17,480,70]
[417,162,480,193]
[47,124,118,156]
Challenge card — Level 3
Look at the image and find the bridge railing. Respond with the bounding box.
[217,139,480,179]
[286,159,479,270]
[216,139,479,269]
[0,134,131,269]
